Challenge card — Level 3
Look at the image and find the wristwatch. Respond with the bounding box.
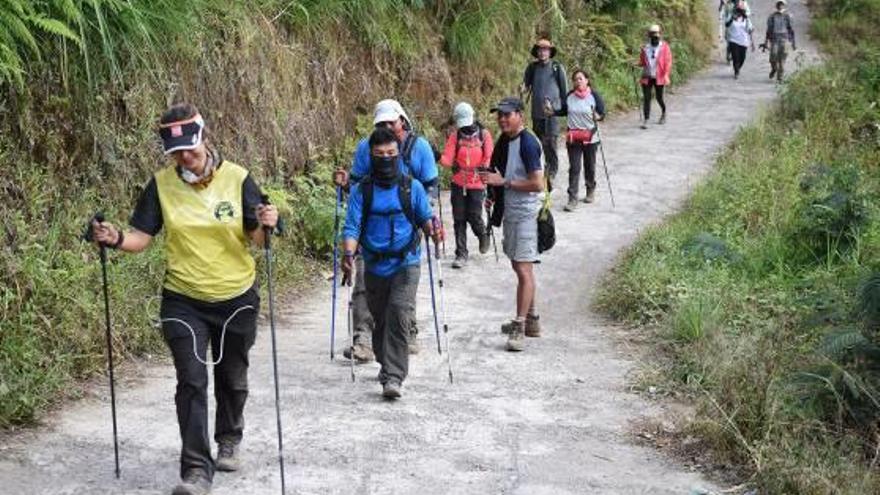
[503,178,512,190]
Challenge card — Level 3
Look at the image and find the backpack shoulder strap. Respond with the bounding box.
[358,177,374,243]
[397,174,416,229]
[552,60,566,93]
[402,133,417,169]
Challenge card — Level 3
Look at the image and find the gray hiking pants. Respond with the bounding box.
[352,255,419,348]
[770,40,789,80]
[365,265,420,385]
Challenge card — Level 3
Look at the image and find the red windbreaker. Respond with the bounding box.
[440,128,494,190]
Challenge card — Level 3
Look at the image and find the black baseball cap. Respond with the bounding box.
[158,114,205,155]
[490,97,524,114]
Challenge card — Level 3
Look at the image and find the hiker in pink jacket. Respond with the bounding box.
[440,102,494,269]
[638,24,673,128]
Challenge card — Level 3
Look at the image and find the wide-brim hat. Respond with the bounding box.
[159,114,205,155]
[530,39,557,59]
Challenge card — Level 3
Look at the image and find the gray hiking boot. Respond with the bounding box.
[451,256,467,269]
[584,190,595,204]
[659,113,667,125]
[479,233,490,254]
[215,442,240,472]
[343,342,375,363]
[525,315,542,338]
[563,199,578,212]
[382,381,402,399]
[506,320,525,352]
[172,469,212,495]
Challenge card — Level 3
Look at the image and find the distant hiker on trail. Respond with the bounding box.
[764,0,796,83]
[726,5,755,79]
[479,97,544,352]
[340,127,443,399]
[545,69,606,211]
[333,99,439,361]
[522,36,567,183]
[89,103,279,495]
[720,0,751,63]
[439,102,494,269]
[637,24,673,129]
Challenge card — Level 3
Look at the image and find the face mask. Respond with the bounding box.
[650,36,660,46]
[176,149,214,184]
[371,155,399,186]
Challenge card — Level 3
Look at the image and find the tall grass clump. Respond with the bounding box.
[597,0,880,491]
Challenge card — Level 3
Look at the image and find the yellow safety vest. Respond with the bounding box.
[155,161,256,302]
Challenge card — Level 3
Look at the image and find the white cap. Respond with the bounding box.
[648,24,661,34]
[452,102,475,128]
[373,99,412,128]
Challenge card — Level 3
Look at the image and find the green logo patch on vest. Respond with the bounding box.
[214,201,236,223]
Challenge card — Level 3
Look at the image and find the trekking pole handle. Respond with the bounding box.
[261,195,272,250]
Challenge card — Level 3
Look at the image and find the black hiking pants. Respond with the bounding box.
[451,184,487,259]
[533,116,560,179]
[566,141,597,201]
[642,78,666,120]
[365,265,420,385]
[160,286,259,480]
[729,42,748,76]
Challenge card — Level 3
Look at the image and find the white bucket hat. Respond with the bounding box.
[648,24,661,34]
[452,102,475,128]
[373,99,412,129]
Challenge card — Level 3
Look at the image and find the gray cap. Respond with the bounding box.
[490,97,524,114]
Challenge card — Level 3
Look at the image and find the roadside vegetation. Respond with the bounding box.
[597,0,880,492]
[0,0,711,427]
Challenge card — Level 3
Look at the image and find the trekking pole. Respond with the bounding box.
[437,189,447,257]
[330,185,342,361]
[485,202,499,263]
[346,278,356,383]
[433,242,454,383]
[84,213,121,479]
[424,236,443,355]
[631,64,644,125]
[260,195,287,495]
[593,118,616,208]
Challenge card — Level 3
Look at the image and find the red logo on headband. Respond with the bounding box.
[170,125,183,137]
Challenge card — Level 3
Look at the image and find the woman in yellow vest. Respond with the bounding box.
[91,103,278,495]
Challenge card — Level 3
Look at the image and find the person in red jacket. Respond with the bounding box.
[638,24,673,129]
[440,102,494,269]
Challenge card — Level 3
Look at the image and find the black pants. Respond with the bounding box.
[729,42,747,75]
[450,184,486,259]
[533,117,560,179]
[566,141,597,201]
[642,78,666,120]
[160,287,259,480]
[366,266,420,385]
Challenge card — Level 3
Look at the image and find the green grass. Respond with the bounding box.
[596,0,880,492]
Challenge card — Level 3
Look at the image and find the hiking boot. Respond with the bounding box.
[172,469,212,495]
[769,68,776,79]
[563,199,578,212]
[506,320,525,352]
[215,442,240,472]
[525,315,542,338]
[343,343,375,363]
[451,256,467,269]
[479,233,490,254]
[584,190,595,204]
[640,122,648,130]
[382,381,402,399]
[658,113,667,125]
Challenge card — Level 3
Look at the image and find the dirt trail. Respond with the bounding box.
[0,1,819,493]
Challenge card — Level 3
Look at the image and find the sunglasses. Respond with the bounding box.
[375,121,397,129]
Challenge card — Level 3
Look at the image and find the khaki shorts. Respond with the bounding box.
[502,216,539,263]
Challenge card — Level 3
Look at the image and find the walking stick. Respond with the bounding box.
[593,118,616,208]
[425,237,443,355]
[346,279,356,383]
[260,196,287,495]
[632,65,645,125]
[485,201,499,263]
[84,213,121,479]
[431,237,454,384]
[330,185,342,360]
[437,188,447,257]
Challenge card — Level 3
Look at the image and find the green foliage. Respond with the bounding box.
[597,0,880,491]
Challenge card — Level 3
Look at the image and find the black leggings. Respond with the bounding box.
[642,78,666,120]
[729,42,747,75]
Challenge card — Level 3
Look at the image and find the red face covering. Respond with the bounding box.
[573,86,592,99]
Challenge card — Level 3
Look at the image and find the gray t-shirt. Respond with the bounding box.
[503,131,544,221]
[524,61,567,121]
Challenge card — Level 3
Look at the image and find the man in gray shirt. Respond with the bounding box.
[522,37,567,183]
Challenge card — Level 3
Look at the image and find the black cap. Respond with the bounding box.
[490,97,524,114]
[158,114,205,155]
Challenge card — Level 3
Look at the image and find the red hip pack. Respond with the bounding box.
[566,128,594,144]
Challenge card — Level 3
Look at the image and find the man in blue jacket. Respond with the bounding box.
[335,99,439,361]
[340,127,442,398]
